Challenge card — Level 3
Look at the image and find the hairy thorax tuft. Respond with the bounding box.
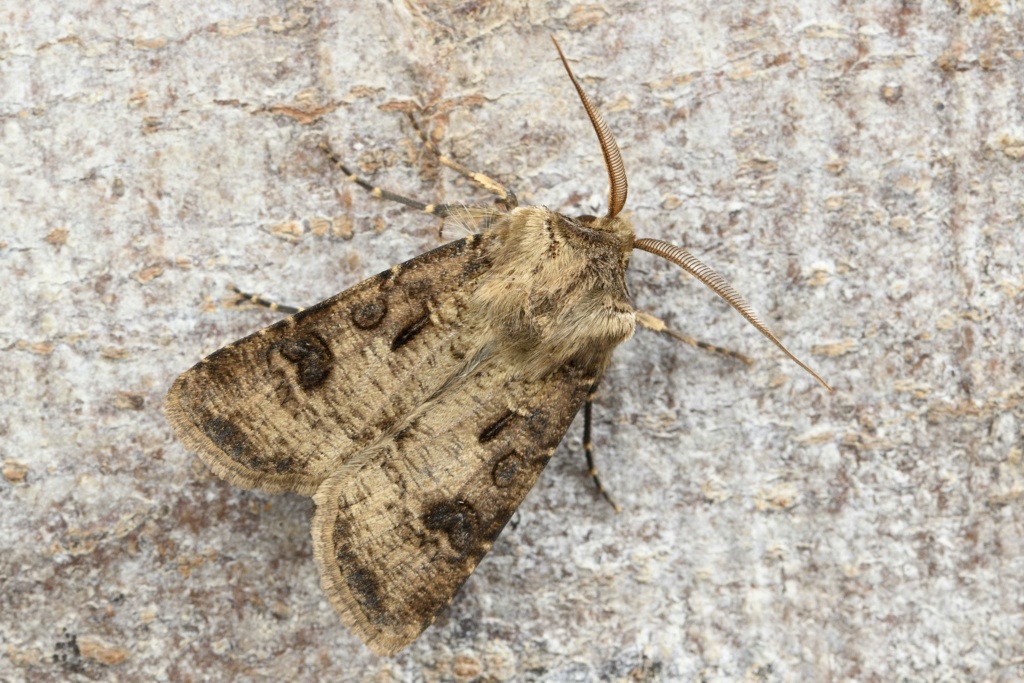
[471,207,637,377]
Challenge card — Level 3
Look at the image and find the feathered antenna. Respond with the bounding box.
[551,37,628,218]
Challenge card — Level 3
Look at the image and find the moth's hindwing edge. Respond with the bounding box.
[310,357,602,655]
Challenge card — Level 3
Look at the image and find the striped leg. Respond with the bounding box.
[318,141,468,219]
[583,376,621,513]
[406,114,518,209]
[228,285,303,315]
[635,311,753,365]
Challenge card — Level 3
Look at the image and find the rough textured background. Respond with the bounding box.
[2,1,1023,681]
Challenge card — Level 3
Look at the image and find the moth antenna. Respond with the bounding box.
[634,238,832,391]
[551,36,628,218]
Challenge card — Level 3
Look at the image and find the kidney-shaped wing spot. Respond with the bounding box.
[165,235,494,496]
[311,355,602,656]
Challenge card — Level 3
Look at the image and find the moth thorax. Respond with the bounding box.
[465,208,634,378]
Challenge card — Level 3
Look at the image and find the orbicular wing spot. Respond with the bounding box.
[165,235,494,496]
[311,355,601,656]
[268,332,335,391]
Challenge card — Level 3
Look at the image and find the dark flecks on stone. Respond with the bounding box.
[478,411,515,444]
[391,311,431,351]
[422,500,477,554]
[351,299,387,329]
[270,333,334,390]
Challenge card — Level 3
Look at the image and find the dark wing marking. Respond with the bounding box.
[310,355,601,656]
[165,235,494,495]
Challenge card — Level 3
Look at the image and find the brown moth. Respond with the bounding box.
[165,38,829,656]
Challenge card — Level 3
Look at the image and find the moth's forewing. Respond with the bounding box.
[165,235,494,495]
[311,353,600,656]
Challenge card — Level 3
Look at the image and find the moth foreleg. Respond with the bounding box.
[228,285,303,316]
[406,113,518,210]
[318,141,464,219]
[583,376,622,513]
[635,310,753,365]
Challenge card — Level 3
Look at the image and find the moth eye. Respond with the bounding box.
[576,214,598,225]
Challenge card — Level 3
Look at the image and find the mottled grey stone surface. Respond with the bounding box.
[2,1,1023,681]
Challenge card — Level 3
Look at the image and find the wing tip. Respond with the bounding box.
[164,373,320,496]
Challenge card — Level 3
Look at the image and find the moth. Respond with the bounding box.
[165,38,829,656]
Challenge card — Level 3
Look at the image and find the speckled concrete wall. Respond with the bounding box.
[2,1,1022,681]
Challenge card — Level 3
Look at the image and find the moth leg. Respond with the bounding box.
[319,141,467,219]
[635,310,753,365]
[228,285,303,315]
[407,113,518,210]
[583,377,622,513]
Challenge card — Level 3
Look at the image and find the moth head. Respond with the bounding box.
[553,37,831,390]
